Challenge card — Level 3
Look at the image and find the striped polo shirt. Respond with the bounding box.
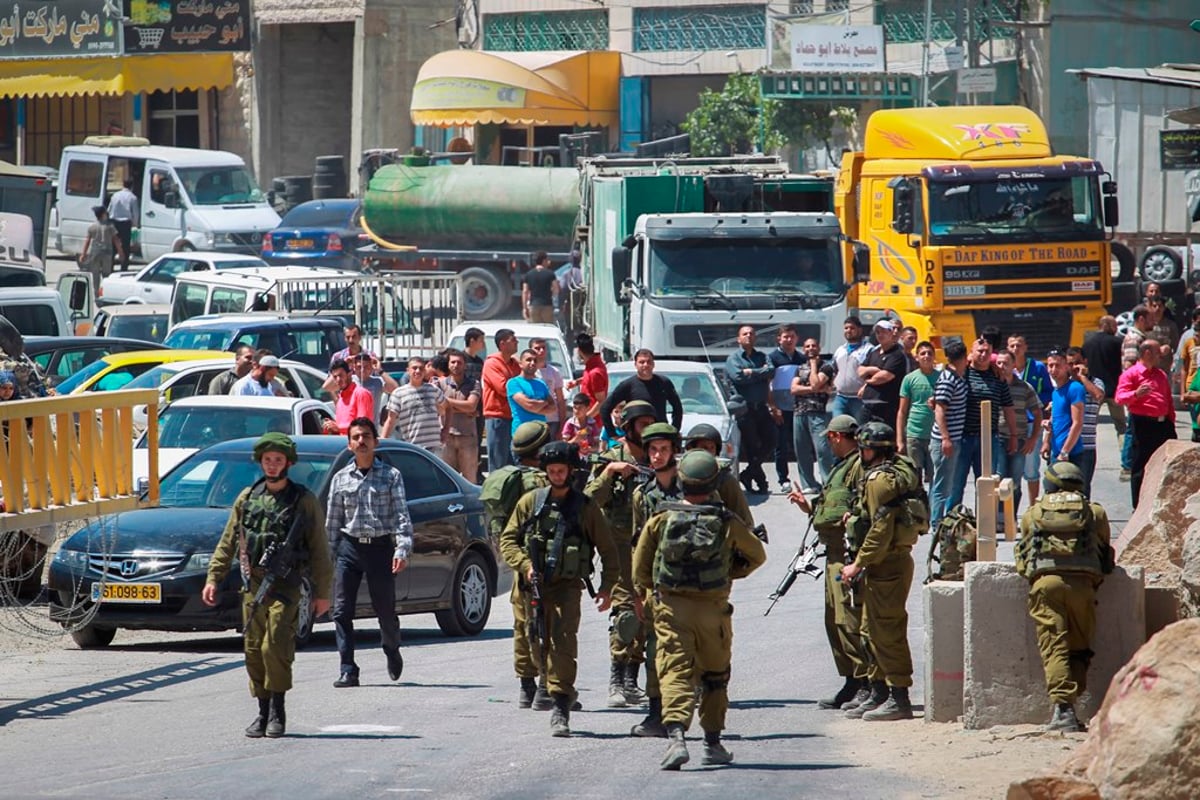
[930,367,968,443]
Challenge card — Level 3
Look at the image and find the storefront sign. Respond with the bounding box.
[788,24,885,73]
[123,0,249,53]
[0,0,122,59]
[1160,129,1200,171]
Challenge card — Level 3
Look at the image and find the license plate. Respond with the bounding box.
[91,582,161,604]
[285,238,315,250]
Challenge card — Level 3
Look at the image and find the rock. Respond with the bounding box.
[1006,775,1101,800]
[1114,440,1200,616]
[1061,618,1200,799]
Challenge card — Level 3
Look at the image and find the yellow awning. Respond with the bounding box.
[0,53,234,99]
[411,50,620,128]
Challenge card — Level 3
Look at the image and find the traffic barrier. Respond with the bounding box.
[0,389,160,532]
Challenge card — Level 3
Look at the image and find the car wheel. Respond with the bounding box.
[294,577,314,649]
[1140,246,1183,282]
[459,267,512,321]
[435,551,492,637]
[70,623,116,648]
[174,241,197,253]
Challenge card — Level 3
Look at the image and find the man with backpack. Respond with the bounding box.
[500,441,621,738]
[1015,461,1113,733]
[840,421,929,722]
[481,421,552,709]
[633,450,767,770]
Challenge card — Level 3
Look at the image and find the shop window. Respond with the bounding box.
[25,95,104,168]
[633,5,767,52]
[483,10,608,51]
[148,90,201,149]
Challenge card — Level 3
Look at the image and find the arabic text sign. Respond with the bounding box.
[123,0,248,53]
[0,0,121,59]
[789,24,884,73]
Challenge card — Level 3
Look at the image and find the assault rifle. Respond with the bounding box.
[244,504,307,639]
[764,518,822,616]
[586,453,655,481]
[526,536,548,673]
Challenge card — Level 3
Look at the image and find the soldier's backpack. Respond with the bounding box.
[1015,491,1108,580]
[653,502,732,591]
[924,504,977,583]
[480,465,545,538]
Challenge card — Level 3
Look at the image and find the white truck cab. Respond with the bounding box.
[56,136,280,263]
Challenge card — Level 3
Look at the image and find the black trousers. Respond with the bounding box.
[738,404,776,483]
[1130,414,1176,508]
[332,536,401,674]
[112,219,133,269]
[773,408,795,483]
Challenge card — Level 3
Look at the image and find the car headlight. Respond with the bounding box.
[212,233,231,245]
[184,552,212,573]
[54,549,89,571]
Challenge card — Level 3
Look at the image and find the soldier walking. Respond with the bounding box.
[202,433,332,738]
[1015,462,1113,732]
[634,450,767,770]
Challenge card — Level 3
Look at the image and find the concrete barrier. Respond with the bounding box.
[922,579,965,723]
[962,561,1145,730]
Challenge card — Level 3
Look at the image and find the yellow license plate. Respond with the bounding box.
[285,238,315,250]
[91,582,161,604]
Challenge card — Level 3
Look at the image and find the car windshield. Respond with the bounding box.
[607,369,725,415]
[107,314,168,342]
[175,166,265,206]
[926,176,1104,243]
[143,407,295,449]
[647,237,843,297]
[157,451,335,507]
[279,203,357,228]
[124,364,181,390]
[55,359,108,394]
[162,329,234,351]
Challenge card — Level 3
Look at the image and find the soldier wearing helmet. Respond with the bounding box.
[839,421,928,722]
[633,449,767,770]
[1015,460,1113,733]
[683,424,754,525]
[586,398,658,710]
[500,440,621,738]
[202,432,333,739]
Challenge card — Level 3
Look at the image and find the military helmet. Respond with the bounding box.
[1044,461,1086,492]
[512,420,552,457]
[538,440,582,469]
[683,423,723,450]
[677,450,721,494]
[621,400,658,428]
[253,432,297,463]
[640,422,680,449]
[856,421,896,451]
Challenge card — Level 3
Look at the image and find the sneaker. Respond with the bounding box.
[862,696,914,722]
[779,480,793,495]
[1119,469,1131,482]
[839,686,871,711]
[844,682,888,719]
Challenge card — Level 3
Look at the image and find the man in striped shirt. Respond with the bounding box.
[381,357,445,455]
[929,340,969,527]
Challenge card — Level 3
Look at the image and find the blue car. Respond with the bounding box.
[262,199,364,271]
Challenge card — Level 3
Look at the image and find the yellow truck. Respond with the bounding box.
[835,105,1119,354]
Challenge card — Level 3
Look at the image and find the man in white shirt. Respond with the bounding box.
[232,353,282,397]
[107,178,139,271]
[531,336,567,428]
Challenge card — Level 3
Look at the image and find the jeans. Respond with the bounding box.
[486,417,514,472]
[1077,448,1096,498]
[951,434,1007,510]
[906,437,932,484]
[996,442,1028,511]
[332,537,401,674]
[1121,423,1135,471]
[830,394,865,425]
[774,409,795,484]
[1104,398,1128,437]
[793,411,832,493]
[929,438,962,527]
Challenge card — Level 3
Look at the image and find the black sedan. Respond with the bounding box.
[24,335,165,389]
[261,199,364,271]
[48,436,510,648]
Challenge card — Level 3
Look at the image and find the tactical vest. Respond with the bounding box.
[634,479,680,547]
[524,487,592,581]
[593,443,644,533]
[652,502,732,591]
[481,465,547,538]
[849,455,929,553]
[240,479,308,574]
[1016,491,1104,580]
[812,453,860,537]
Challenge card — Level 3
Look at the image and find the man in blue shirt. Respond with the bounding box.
[1041,350,1087,484]
[725,325,775,494]
[766,324,807,493]
[507,348,554,435]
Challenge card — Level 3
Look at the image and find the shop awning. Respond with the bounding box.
[411,50,620,127]
[0,53,235,99]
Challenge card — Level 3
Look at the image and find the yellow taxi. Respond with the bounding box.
[55,350,229,394]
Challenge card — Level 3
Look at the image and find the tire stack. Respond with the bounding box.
[312,155,348,199]
[280,175,312,211]
[269,177,287,214]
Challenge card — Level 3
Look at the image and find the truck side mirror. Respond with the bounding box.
[889,177,914,235]
[69,280,88,311]
[164,191,179,209]
[1103,195,1119,228]
[851,241,871,283]
[611,246,631,304]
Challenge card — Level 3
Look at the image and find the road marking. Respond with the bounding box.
[319,724,406,734]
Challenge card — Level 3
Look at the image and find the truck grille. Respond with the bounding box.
[971,309,1073,360]
[88,552,187,581]
[674,323,821,350]
[230,231,264,248]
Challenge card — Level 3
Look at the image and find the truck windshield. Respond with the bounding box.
[647,238,841,297]
[175,166,265,206]
[925,176,1103,243]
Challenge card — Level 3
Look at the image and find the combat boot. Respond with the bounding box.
[631,696,667,738]
[244,696,270,738]
[862,686,914,721]
[701,731,734,766]
[518,677,537,709]
[622,662,647,705]
[549,693,571,737]
[265,692,286,738]
[607,660,628,708]
[844,680,888,719]
[818,677,864,710]
[840,684,872,711]
[660,723,690,771]
[532,679,554,711]
[1046,702,1083,732]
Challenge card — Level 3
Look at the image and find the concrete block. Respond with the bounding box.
[923,580,965,723]
[1145,585,1180,639]
[963,562,1145,730]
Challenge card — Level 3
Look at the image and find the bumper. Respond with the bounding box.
[47,564,242,632]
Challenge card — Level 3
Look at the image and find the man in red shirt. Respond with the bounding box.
[482,328,521,471]
[568,333,608,419]
[1115,340,1177,508]
[331,358,374,435]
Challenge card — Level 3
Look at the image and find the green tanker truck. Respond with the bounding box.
[361,165,579,320]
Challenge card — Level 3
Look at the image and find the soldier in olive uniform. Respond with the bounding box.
[1015,461,1113,732]
[481,421,552,708]
[839,421,928,721]
[682,424,754,524]
[787,414,873,709]
[627,422,683,738]
[202,433,333,738]
[586,399,657,708]
[634,450,767,770]
[500,441,621,737]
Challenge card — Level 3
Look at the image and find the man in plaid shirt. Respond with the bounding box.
[326,416,413,688]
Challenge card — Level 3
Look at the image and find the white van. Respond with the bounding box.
[168,265,358,328]
[56,136,280,263]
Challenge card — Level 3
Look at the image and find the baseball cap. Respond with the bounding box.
[258,355,281,368]
[874,319,898,331]
[827,415,860,434]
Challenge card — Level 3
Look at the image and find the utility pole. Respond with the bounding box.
[920,0,934,107]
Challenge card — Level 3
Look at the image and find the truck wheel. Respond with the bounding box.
[1140,246,1183,282]
[459,267,512,320]
[1111,242,1136,284]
